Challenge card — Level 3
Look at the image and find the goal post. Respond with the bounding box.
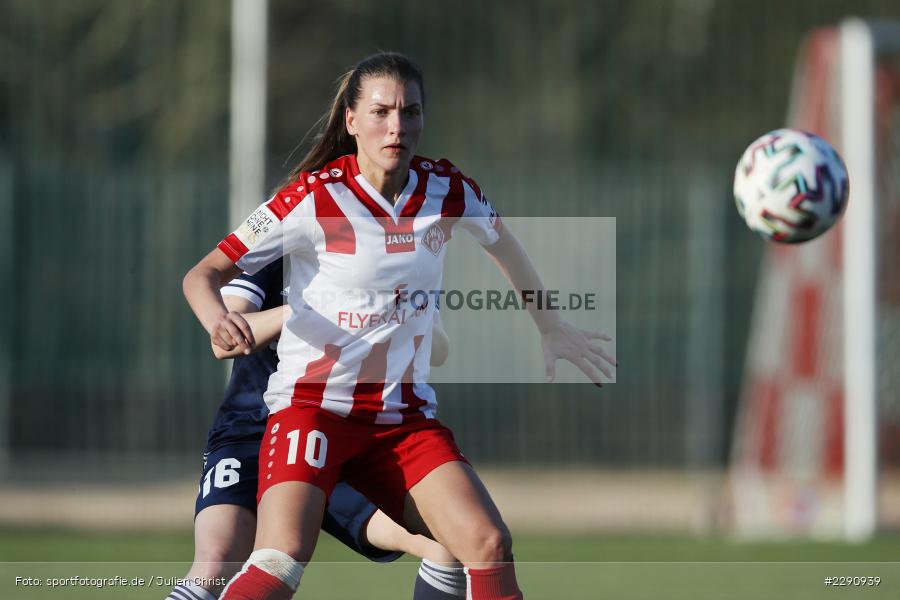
[728,18,900,542]
[840,17,877,543]
[229,0,269,227]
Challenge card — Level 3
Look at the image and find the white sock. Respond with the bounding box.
[417,559,467,597]
[166,581,217,600]
[248,548,304,589]
[220,547,306,598]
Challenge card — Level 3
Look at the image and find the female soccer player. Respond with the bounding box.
[167,258,463,600]
[184,52,615,600]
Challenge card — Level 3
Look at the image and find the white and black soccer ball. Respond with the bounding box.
[733,128,849,243]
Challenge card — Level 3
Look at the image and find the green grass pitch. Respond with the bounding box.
[0,529,898,598]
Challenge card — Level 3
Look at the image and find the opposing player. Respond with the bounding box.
[184,52,615,600]
[167,258,464,600]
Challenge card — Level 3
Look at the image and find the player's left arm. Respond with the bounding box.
[211,297,290,360]
[482,226,616,386]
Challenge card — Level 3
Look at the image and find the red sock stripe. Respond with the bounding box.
[467,563,523,600]
[220,565,294,600]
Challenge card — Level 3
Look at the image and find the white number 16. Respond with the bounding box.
[201,457,241,498]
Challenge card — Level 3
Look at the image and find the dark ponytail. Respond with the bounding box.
[285,52,425,184]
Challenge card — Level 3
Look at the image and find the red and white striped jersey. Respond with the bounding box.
[218,154,501,423]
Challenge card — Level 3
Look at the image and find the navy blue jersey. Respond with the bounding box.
[204,258,285,452]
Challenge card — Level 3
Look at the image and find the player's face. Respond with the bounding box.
[346,76,423,175]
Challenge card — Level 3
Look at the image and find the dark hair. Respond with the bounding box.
[286,52,425,183]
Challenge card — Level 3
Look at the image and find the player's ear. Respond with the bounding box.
[345,107,357,136]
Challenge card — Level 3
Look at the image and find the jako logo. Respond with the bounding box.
[385,233,414,246]
[422,224,445,255]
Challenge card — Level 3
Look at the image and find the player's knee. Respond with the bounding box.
[288,546,315,564]
[268,540,315,564]
[189,546,245,581]
[470,524,513,564]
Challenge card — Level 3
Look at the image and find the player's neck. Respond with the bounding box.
[356,154,409,205]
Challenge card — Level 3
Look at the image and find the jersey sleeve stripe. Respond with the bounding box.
[222,282,265,308]
[266,194,296,221]
[436,174,466,243]
[460,179,502,245]
[218,233,250,262]
[231,278,266,299]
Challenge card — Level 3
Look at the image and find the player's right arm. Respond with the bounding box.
[183,248,255,356]
[184,181,315,355]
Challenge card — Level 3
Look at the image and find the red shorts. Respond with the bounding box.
[257,406,468,526]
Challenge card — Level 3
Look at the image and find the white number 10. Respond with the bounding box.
[286,429,328,468]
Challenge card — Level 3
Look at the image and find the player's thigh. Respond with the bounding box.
[189,504,256,578]
[192,442,261,565]
[404,460,511,561]
[254,407,356,562]
[346,419,467,528]
[255,481,326,563]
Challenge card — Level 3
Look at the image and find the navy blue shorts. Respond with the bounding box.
[195,441,402,563]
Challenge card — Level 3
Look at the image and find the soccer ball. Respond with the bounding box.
[733,128,849,243]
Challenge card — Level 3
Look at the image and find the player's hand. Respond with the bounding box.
[540,320,616,387]
[210,311,255,355]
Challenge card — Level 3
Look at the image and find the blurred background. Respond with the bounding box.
[2,1,900,598]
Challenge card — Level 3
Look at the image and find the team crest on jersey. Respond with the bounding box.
[420,160,433,171]
[422,224,446,256]
[329,168,342,177]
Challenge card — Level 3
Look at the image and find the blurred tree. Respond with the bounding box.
[0,0,229,166]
